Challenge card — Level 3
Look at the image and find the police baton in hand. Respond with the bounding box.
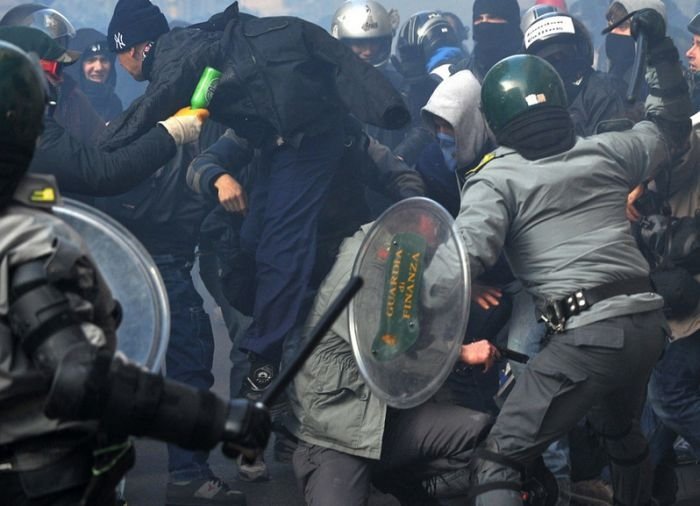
[224,276,364,462]
[262,276,364,407]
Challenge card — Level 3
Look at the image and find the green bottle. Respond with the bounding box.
[190,66,222,109]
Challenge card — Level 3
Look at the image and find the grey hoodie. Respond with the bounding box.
[614,0,667,23]
[421,70,494,169]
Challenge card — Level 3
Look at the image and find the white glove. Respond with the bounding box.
[158,107,209,145]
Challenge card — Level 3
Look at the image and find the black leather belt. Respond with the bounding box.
[540,277,654,333]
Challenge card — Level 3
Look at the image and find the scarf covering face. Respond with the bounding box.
[437,132,458,172]
[421,70,495,169]
[497,105,576,160]
[473,22,524,72]
[605,33,636,77]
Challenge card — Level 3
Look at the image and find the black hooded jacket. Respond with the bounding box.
[66,28,123,122]
[99,2,409,152]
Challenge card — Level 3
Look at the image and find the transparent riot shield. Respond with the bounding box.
[53,198,169,372]
[349,197,470,409]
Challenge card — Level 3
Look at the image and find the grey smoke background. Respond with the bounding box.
[1,0,698,37]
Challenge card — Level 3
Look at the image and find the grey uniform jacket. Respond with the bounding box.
[455,62,687,331]
[0,176,117,456]
[288,224,388,460]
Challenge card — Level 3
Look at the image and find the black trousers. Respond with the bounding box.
[293,402,492,505]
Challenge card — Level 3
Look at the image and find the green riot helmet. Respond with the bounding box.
[480,54,568,137]
[0,40,46,150]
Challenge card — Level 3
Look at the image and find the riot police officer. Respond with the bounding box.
[0,41,270,506]
[457,9,690,506]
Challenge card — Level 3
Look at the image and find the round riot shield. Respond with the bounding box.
[349,197,470,409]
[53,198,169,372]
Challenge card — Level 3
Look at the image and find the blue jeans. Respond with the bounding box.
[197,252,252,397]
[645,331,700,463]
[240,125,344,364]
[154,254,216,481]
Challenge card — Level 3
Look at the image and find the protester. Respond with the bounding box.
[67,28,123,122]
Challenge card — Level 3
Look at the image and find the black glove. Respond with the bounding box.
[631,8,666,47]
[221,398,271,459]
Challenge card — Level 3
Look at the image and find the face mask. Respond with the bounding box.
[543,57,583,102]
[473,23,522,68]
[605,34,636,73]
[437,132,458,172]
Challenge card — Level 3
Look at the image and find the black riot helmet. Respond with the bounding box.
[396,11,461,65]
[0,4,76,48]
[0,40,47,204]
[523,12,593,83]
[689,13,700,36]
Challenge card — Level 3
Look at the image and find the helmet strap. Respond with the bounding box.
[497,105,575,160]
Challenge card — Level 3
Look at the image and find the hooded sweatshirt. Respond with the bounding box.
[421,70,493,172]
[613,0,666,23]
[66,28,123,122]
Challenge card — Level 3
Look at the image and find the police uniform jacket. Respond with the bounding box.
[455,63,687,332]
[0,175,117,460]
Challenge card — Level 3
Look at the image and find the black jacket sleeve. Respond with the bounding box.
[187,129,252,199]
[29,117,177,196]
[362,136,426,201]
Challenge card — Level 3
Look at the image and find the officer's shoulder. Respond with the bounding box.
[463,150,514,179]
[12,174,62,210]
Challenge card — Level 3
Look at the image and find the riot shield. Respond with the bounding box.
[53,198,169,372]
[349,197,470,409]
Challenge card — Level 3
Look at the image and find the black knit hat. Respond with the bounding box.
[107,0,169,53]
[473,0,521,25]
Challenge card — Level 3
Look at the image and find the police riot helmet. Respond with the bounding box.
[0,4,76,47]
[331,0,397,67]
[523,12,593,81]
[481,54,568,137]
[0,40,46,203]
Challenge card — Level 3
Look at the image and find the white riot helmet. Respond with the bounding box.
[331,0,399,67]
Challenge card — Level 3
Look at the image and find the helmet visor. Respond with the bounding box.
[23,9,76,40]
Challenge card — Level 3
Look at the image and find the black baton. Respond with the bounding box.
[261,275,364,407]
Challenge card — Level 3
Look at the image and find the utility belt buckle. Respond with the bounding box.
[540,290,590,333]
